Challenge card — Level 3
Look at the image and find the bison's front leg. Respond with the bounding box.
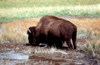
[47,42,53,48]
[55,41,63,49]
[29,38,39,46]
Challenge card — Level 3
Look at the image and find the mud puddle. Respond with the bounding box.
[0,50,65,62]
[0,43,99,65]
[0,51,29,60]
[0,50,86,65]
[0,48,67,65]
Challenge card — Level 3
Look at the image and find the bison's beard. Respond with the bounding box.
[29,37,38,46]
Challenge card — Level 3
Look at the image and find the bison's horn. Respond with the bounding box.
[28,28,31,33]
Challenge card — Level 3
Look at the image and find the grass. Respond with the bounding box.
[82,42,100,59]
[0,0,100,22]
[0,18,100,43]
[0,18,39,43]
[72,18,100,59]
[0,0,100,8]
[72,18,100,39]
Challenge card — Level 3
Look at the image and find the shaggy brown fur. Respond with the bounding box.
[27,26,48,46]
[27,26,37,46]
[28,15,77,49]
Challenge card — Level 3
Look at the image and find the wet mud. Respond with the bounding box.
[0,42,99,65]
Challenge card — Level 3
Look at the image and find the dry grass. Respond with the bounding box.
[71,18,100,39]
[71,18,100,58]
[0,17,100,44]
[0,0,63,2]
[0,18,40,43]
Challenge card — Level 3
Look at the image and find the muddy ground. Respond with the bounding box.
[0,42,99,65]
[0,16,100,65]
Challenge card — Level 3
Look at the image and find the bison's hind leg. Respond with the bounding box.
[72,28,77,49]
[72,37,76,49]
[66,38,73,49]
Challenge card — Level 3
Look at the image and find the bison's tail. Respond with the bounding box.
[72,26,77,49]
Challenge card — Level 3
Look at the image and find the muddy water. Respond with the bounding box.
[0,50,86,65]
[0,50,66,65]
[0,50,65,62]
[0,43,99,65]
[0,51,29,60]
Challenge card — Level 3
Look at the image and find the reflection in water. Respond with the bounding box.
[29,55,65,62]
[0,50,65,62]
[0,50,66,63]
[0,50,94,65]
[0,51,29,60]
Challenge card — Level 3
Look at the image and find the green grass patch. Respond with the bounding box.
[0,0,100,22]
[0,0,100,8]
[82,43,100,59]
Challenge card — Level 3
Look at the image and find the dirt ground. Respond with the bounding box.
[0,15,100,65]
[0,42,99,65]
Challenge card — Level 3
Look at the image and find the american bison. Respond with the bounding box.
[27,26,57,47]
[27,15,77,49]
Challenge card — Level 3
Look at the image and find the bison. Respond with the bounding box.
[27,15,77,49]
[27,26,57,47]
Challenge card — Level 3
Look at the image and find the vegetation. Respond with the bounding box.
[0,0,100,22]
[0,18,39,43]
[82,42,100,59]
[72,18,100,59]
[0,18,100,43]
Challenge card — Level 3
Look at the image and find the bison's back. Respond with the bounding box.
[36,15,76,40]
[35,15,77,49]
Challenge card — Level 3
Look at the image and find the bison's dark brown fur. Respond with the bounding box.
[27,26,37,46]
[27,26,56,47]
[28,15,77,49]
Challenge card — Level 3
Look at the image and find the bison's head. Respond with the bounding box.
[27,26,37,46]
